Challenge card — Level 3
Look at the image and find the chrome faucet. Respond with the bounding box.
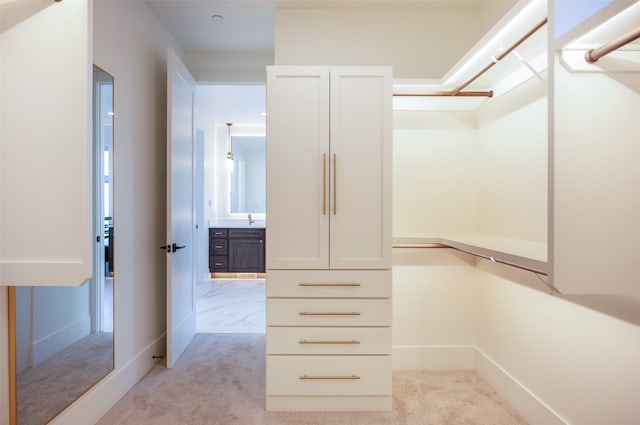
[248,213,255,225]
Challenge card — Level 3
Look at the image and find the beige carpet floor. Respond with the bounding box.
[97,334,528,425]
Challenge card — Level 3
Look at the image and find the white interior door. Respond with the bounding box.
[166,48,196,368]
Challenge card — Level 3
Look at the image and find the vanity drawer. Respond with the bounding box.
[267,327,391,355]
[210,238,228,255]
[210,228,228,238]
[267,298,391,326]
[210,256,228,272]
[267,270,391,298]
[267,355,391,396]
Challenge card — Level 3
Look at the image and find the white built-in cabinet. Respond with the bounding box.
[266,66,392,411]
[0,0,93,286]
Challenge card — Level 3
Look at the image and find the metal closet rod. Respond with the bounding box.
[585,26,640,63]
[393,90,493,98]
[393,18,548,98]
[451,18,548,96]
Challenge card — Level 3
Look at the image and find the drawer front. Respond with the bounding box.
[267,270,391,298]
[267,355,391,396]
[267,299,391,326]
[210,256,228,272]
[267,327,391,355]
[211,238,228,255]
[229,228,265,239]
[210,228,228,238]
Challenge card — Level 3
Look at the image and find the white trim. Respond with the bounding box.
[474,347,569,425]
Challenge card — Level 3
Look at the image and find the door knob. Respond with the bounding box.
[160,245,172,253]
[172,243,186,251]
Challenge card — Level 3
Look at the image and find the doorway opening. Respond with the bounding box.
[195,84,266,334]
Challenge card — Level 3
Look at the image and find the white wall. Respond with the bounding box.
[475,259,640,425]
[45,2,181,424]
[392,248,477,370]
[476,78,548,243]
[185,50,272,83]
[274,3,512,79]
[393,111,479,236]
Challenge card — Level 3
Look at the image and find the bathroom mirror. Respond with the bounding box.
[230,135,266,214]
[9,65,115,425]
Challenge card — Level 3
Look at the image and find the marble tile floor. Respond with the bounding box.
[196,279,266,334]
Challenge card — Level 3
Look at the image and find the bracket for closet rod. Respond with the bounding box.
[585,26,640,63]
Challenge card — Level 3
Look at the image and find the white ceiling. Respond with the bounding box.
[145,0,277,53]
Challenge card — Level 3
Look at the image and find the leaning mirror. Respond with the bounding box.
[9,65,114,425]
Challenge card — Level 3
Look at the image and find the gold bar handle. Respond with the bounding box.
[333,153,337,215]
[299,374,360,380]
[298,283,361,287]
[299,339,361,345]
[322,153,327,215]
[299,312,361,316]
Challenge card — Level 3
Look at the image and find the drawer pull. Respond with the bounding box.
[299,312,360,316]
[299,339,360,345]
[298,283,361,287]
[215,245,223,249]
[299,374,360,380]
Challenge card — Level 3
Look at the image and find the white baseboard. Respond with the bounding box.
[32,315,91,367]
[48,333,167,425]
[474,347,568,425]
[392,345,476,370]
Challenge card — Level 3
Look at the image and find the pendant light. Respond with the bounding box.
[226,122,234,173]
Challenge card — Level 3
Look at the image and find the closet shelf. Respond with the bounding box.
[393,233,548,275]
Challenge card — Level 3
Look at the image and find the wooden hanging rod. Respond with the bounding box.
[585,26,640,63]
[451,18,548,96]
[393,90,493,98]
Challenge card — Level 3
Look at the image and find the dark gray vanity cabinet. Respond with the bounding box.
[209,228,265,273]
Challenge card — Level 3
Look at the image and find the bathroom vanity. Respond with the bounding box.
[209,227,266,274]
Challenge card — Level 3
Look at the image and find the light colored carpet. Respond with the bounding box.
[97,334,528,425]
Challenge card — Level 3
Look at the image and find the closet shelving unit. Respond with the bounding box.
[392,12,549,281]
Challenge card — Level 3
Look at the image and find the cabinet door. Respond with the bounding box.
[266,67,330,269]
[229,238,264,272]
[329,67,392,269]
[1,1,92,285]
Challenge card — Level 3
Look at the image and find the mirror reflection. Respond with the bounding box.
[12,65,114,425]
[230,135,266,214]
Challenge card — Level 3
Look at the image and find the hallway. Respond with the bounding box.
[196,279,265,334]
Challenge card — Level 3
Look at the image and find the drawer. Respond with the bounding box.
[267,299,391,326]
[211,238,228,255]
[229,228,265,238]
[210,256,228,272]
[267,327,391,355]
[267,355,391,396]
[266,270,391,298]
[210,228,228,238]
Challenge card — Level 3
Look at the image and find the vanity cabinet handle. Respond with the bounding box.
[298,283,360,287]
[299,339,360,345]
[299,312,360,316]
[299,374,360,380]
